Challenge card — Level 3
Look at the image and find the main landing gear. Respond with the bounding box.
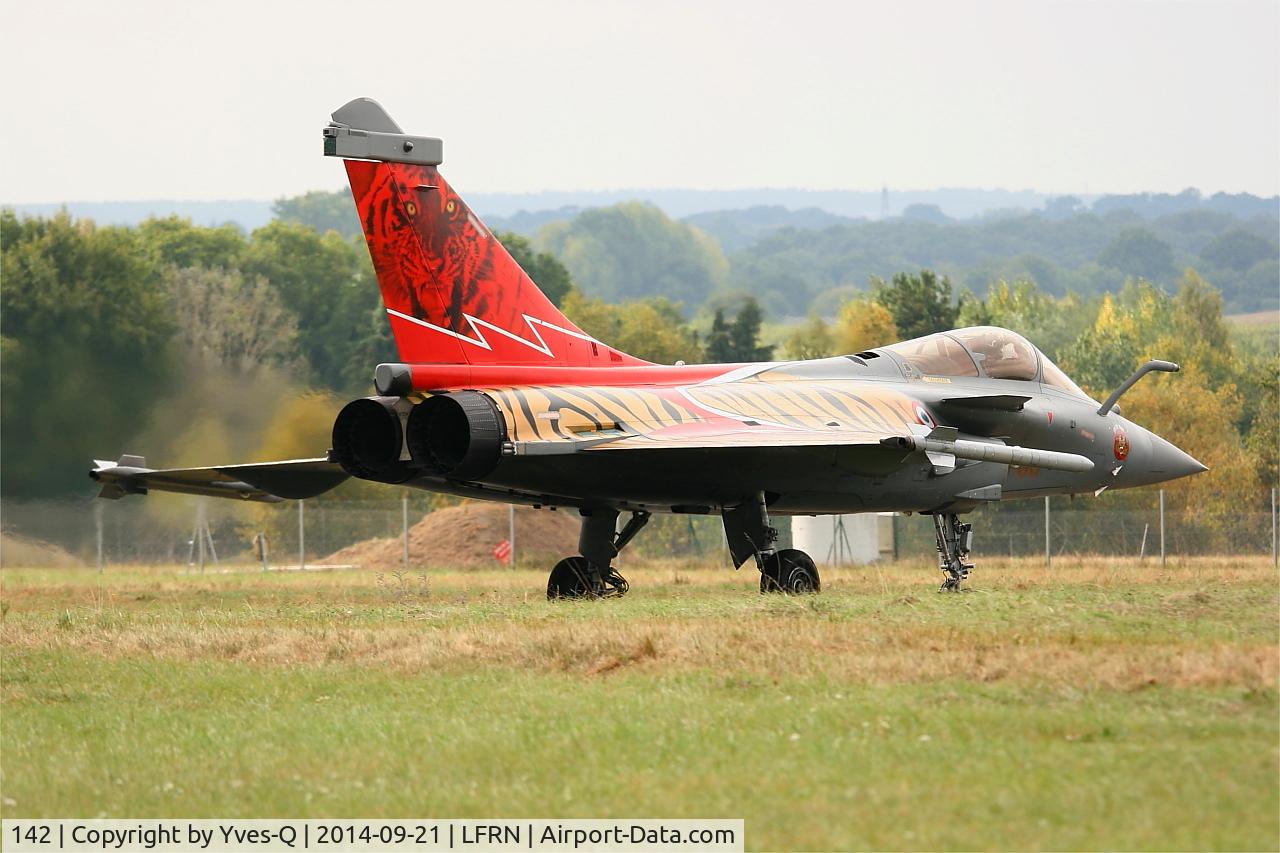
[547,508,650,600]
[932,512,974,592]
[759,549,821,594]
[547,494,826,599]
[722,491,820,595]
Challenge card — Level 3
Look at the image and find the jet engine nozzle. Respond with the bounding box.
[331,396,414,483]
[406,392,505,481]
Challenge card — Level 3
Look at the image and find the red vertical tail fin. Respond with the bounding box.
[328,98,647,369]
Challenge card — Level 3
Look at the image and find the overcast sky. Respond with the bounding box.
[2,0,1276,203]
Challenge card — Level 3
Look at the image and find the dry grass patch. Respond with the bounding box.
[2,556,1277,850]
[3,564,1274,691]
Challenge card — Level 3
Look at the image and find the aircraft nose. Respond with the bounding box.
[1119,425,1207,487]
[1147,432,1208,481]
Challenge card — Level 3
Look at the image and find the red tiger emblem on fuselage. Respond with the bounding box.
[1113,426,1130,461]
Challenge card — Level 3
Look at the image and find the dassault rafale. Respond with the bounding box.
[91,98,1207,597]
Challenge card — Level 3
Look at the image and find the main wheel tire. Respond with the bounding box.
[760,549,821,594]
[547,556,598,600]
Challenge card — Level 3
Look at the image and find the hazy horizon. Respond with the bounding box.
[14,184,1280,207]
[13,184,1277,230]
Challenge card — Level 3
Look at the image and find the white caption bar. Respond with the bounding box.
[2,820,744,853]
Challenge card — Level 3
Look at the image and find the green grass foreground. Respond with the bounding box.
[1,558,1277,851]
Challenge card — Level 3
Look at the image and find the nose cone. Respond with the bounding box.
[1147,432,1208,482]
[1117,424,1208,488]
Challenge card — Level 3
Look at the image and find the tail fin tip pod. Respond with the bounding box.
[326,98,649,370]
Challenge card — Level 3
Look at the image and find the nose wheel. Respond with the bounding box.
[933,512,974,591]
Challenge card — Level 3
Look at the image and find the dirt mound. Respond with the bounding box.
[325,502,579,570]
[1,532,84,568]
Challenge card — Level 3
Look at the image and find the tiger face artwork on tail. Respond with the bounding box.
[345,158,646,369]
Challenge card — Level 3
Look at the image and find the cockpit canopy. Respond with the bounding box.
[882,326,1091,399]
[749,326,1094,401]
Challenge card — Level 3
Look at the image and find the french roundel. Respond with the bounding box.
[914,404,936,429]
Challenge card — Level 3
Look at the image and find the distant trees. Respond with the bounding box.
[725,204,1276,315]
[872,270,958,340]
[1243,374,1278,490]
[1,210,175,497]
[1169,271,1232,359]
[834,298,898,353]
[1042,196,1084,220]
[1120,370,1262,519]
[781,314,835,361]
[164,266,300,374]
[240,220,391,393]
[1060,290,1152,393]
[136,216,245,269]
[1097,228,1176,282]
[1199,229,1276,272]
[705,311,732,362]
[706,298,774,363]
[494,231,572,307]
[272,188,1278,318]
[538,202,729,308]
[1052,273,1239,396]
[562,293,701,364]
[272,189,361,240]
[779,299,899,360]
[3,179,1275,513]
[901,203,951,224]
[684,205,847,254]
[0,208,404,497]
[958,269,1276,510]
[957,278,1086,358]
[1089,188,1276,219]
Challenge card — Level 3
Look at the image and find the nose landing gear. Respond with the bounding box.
[932,512,974,592]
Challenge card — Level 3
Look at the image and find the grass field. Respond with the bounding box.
[1,557,1277,851]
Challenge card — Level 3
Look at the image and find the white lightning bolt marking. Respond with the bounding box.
[386,308,602,358]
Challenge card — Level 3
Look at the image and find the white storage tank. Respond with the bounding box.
[791,513,896,566]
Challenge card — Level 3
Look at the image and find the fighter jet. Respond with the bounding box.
[90,98,1207,596]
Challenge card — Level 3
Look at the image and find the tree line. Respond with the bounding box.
[276,189,1279,318]
[2,202,1274,514]
[1,210,389,498]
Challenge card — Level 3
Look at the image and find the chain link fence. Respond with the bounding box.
[1,490,1276,570]
[891,497,1277,560]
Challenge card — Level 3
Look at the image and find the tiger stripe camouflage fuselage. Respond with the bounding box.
[484,378,920,445]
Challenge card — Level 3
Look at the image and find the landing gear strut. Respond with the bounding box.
[932,512,974,592]
[722,491,821,595]
[547,509,650,600]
